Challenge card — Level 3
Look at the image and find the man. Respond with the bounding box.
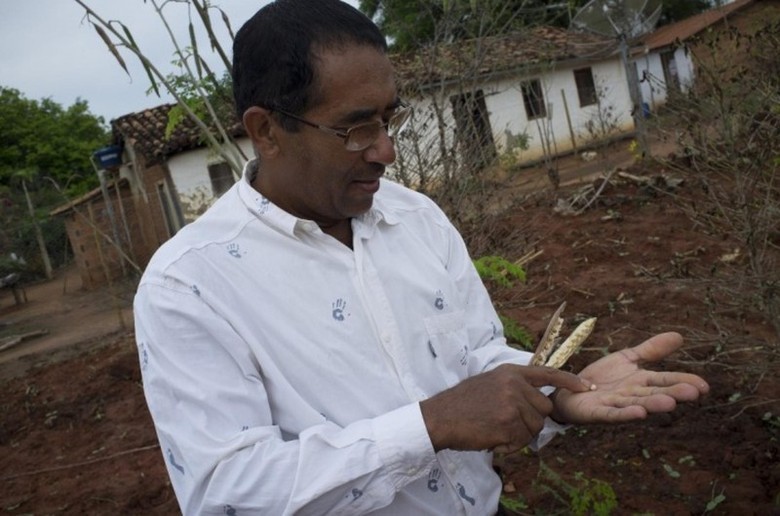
[134,1,709,514]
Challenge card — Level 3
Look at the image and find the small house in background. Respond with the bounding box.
[50,104,249,289]
[391,25,630,178]
[630,0,765,111]
[110,104,251,229]
[50,178,139,290]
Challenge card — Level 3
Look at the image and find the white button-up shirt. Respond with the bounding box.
[135,161,559,515]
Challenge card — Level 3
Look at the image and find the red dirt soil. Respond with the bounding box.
[1,149,778,515]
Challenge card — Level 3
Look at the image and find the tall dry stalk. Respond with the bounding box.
[73,0,247,176]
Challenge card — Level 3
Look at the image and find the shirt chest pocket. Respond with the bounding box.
[424,310,470,388]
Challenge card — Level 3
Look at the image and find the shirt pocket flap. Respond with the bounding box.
[424,310,469,387]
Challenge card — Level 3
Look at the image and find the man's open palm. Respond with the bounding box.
[553,332,709,424]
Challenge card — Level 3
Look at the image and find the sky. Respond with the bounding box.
[0,0,360,124]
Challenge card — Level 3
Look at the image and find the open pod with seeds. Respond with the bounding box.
[531,301,597,369]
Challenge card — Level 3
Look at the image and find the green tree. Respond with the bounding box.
[360,0,569,51]
[0,87,109,196]
[657,0,712,26]
[0,87,109,277]
[359,0,713,52]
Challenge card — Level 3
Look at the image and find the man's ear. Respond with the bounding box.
[243,106,280,158]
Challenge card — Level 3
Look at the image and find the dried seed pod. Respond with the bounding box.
[531,302,566,366]
[545,317,597,369]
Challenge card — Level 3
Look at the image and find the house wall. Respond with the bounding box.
[118,149,180,267]
[62,182,136,290]
[636,52,666,110]
[166,138,254,223]
[633,47,694,112]
[392,56,635,183]
[489,57,634,161]
[137,163,178,257]
[673,46,695,90]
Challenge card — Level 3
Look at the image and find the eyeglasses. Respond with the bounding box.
[271,102,412,152]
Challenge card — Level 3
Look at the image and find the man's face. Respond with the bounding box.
[266,44,399,228]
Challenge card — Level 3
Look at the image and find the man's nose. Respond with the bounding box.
[363,128,396,165]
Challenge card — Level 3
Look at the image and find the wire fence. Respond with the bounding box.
[1,205,70,283]
[0,179,143,293]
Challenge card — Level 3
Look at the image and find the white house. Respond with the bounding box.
[386,0,765,186]
[389,26,633,184]
[628,0,756,112]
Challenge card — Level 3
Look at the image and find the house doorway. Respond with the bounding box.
[661,51,681,93]
[450,90,496,172]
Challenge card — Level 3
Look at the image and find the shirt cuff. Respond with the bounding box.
[528,385,571,451]
[371,402,436,488]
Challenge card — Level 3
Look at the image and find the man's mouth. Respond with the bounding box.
[352,178,381,194]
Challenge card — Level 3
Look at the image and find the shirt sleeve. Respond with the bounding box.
[134,280,436,515]
[437,216,570,449]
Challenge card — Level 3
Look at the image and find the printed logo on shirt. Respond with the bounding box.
[458,344,469,366]
[138,342,149,371]
[457,483,476,506]
[255,196,271,214]
[491,321,500,338]
[427,467,441,492]
[224,505,237,515]
[434,290,446,310]
[350,488,363,501]
[227,243,243,258]
[332,298,349,321]
[191,284,201,297]
[167,448,185,475]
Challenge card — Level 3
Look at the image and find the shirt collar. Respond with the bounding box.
[238,158,400,237]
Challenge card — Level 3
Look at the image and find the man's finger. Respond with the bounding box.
[627,332,684,363]
[645,371,710,394]
[517,365,592,392]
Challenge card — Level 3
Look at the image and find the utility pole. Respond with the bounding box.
[21,179,54,279]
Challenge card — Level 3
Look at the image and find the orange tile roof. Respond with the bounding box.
[635,0,754,52]
[393,26,617,91]
[111,104,244,165]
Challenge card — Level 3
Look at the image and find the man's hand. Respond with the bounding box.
[420,365,592,453]
[551,332,709,424]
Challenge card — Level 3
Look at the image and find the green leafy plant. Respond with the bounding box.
[499,494,528,514]
[536,461,618,516]
[570,472,618,516]
[500,314,533,350]
[473,255,526,288]
[762,411,780,433]
[704,491,726,513]
[473,255,533,349]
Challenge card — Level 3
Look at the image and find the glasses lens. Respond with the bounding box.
[388,107,412,136]
[344,122,380,152]
[343,107,412,151]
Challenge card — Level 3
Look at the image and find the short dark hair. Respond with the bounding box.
[232,0,387,130]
